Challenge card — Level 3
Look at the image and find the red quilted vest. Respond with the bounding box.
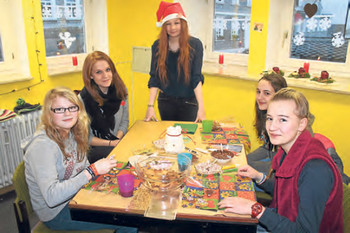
[270,130,343,233]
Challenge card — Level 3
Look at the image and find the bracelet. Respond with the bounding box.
[147,104,154,108]
[108,140,112,146]
[251,202,263,218]
[89,164,99,176]
[256,173,266,185]
[86,166,95,178]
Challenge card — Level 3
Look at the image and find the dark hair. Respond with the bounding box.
[254,73,287,143]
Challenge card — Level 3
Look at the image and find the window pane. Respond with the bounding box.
[41,0,86,57]
[0,36,3,62]
[290,0,349,63]
[213,0,251,54]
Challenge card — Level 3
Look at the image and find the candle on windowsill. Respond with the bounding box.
[72,56,78,66]
[219,54,224,64]
[303,62,310,73]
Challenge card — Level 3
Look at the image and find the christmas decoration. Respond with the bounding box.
[311,71,335,83]
[288,67,310,79]
[293,32,305,46]
[304,3,318,18]
[261,67,285,76]
[332,32,345,48]
[306,18,318,31]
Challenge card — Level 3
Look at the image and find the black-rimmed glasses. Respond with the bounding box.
[51,106,79,114]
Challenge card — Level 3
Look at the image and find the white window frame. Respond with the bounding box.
[0,0,31,84]
[266,0,350,77]
[177,0,249,66]
[45,0,109,76]
[206,0,249,65]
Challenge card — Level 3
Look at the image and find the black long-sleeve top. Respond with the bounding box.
[148,37,204,98]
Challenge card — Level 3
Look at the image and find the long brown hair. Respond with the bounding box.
[82,51,127,106]
[157,19,191,86]
[40,87,90,161]
[254,73,287,140]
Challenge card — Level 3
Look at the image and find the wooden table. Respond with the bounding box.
[69,120,258,232]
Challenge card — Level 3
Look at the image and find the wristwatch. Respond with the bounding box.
[251,202,263,218]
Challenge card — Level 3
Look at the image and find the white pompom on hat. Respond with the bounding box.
[156,1,187,27]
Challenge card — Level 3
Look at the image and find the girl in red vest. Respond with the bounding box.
[219,88,343,232]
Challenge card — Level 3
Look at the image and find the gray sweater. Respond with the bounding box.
[23,129,90,222]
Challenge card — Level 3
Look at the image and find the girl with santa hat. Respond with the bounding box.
[144,1,205,122]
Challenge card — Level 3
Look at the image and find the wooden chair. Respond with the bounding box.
[12,161,113,233]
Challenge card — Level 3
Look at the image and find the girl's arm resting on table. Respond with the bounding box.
[90,136,119,147]
[145,87,159,121]
[259,160,334,233]
[194,82,205,122]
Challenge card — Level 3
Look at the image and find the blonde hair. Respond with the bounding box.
[271,88,310,120]
[40,87,90,161]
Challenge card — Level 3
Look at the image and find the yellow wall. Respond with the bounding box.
[248,0,270,75]
[1,0,349,175]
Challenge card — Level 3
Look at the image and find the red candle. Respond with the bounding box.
[321,71,329,79]
[219,54,224,64]
[303,62,310,73]
[72,56,78,66]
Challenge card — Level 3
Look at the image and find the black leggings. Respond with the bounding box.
[158,92,198,121]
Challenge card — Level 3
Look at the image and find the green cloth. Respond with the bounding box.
[174,123,198,134]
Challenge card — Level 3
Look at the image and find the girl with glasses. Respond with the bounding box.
[23,87,136,232]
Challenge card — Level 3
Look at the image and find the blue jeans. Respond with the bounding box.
[44,204,137,233]
[158,92,198,121]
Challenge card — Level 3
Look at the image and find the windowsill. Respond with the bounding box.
[46,54,85,76]
[47,65,82,76]
[0,72,33,84]
[202,61,350,95]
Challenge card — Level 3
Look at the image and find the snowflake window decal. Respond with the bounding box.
[293,32,305,46]
[319,17,331,31]
[306,18,318,31]
[332,32,345,48]
[231,20,240,36]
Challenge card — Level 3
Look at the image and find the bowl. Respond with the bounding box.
[211,149,235,164]
[135,155,191,191]
[195,162,221,175]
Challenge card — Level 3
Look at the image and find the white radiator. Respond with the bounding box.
[0,110,41,188]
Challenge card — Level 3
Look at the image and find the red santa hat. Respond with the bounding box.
[156,1,187,27]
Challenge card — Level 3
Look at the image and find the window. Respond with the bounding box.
[212,0,251,54]
[266,0,350,77]
[0,0,31,84]
[42,0,108,75]
[41,0,86,56]
[0,36,3,62]
[290,0,350,63]
[177,0,250,65]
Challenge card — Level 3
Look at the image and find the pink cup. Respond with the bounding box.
[117,174,134,197]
